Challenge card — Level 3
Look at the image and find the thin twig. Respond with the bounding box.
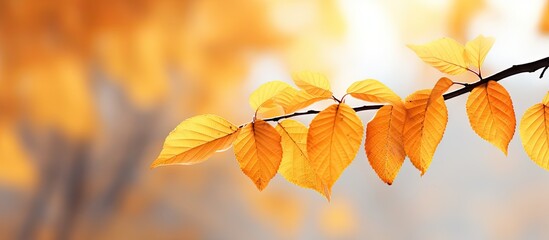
[261,109,321,123]
[443,56,549,100]
[540,66,548,79]
[452,81,470,87]
[466,68,482,80]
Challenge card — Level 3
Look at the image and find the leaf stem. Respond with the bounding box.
[540,65,548,79]
[466,68,482,80]
[341,93,349,102]
[452,81,470,87]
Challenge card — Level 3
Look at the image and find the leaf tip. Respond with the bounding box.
[255,179,268,191]
[494,141,510,156]
[500,147,509,156]
[320,183,332,202]
[150,159,163,169]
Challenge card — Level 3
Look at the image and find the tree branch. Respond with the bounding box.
[252,56,549,125]
[443,56,549,100]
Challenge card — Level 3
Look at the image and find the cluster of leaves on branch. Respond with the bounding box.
[152,35,549,200]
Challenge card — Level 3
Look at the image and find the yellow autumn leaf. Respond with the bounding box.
[520,92,549,170]
[466,81,516,154]
[307,103,363,192]
[249,81,293,111]
[365,104,407,185]
[287,92,331,113]
[252,83,330,116]
[465,35,495,69]
[151,114,240,168]
[404,89,448,175]
[276,120,329,199]
[274,88,331,113]
[429,77,454,103]
[292,72,332,98]
[408,37,469,75]
[346,79,401,104]
[233,120,282,191]
[271,86,299,109]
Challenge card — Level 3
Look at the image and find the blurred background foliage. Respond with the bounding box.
[0,0,548,239]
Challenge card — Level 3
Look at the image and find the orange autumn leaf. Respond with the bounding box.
[292,72,332,98]
[429,77,454,103]
[276,120,329,199]
[408,37,468,75]
[466,81,516,154]
[520,92,549,170]
[465,35,495,69]
[404,89,448,175]
[233,120,282,191]
[365,104,407,185]
[346,79,401,104]
[151,114,240,168]
[307,103,363,192]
